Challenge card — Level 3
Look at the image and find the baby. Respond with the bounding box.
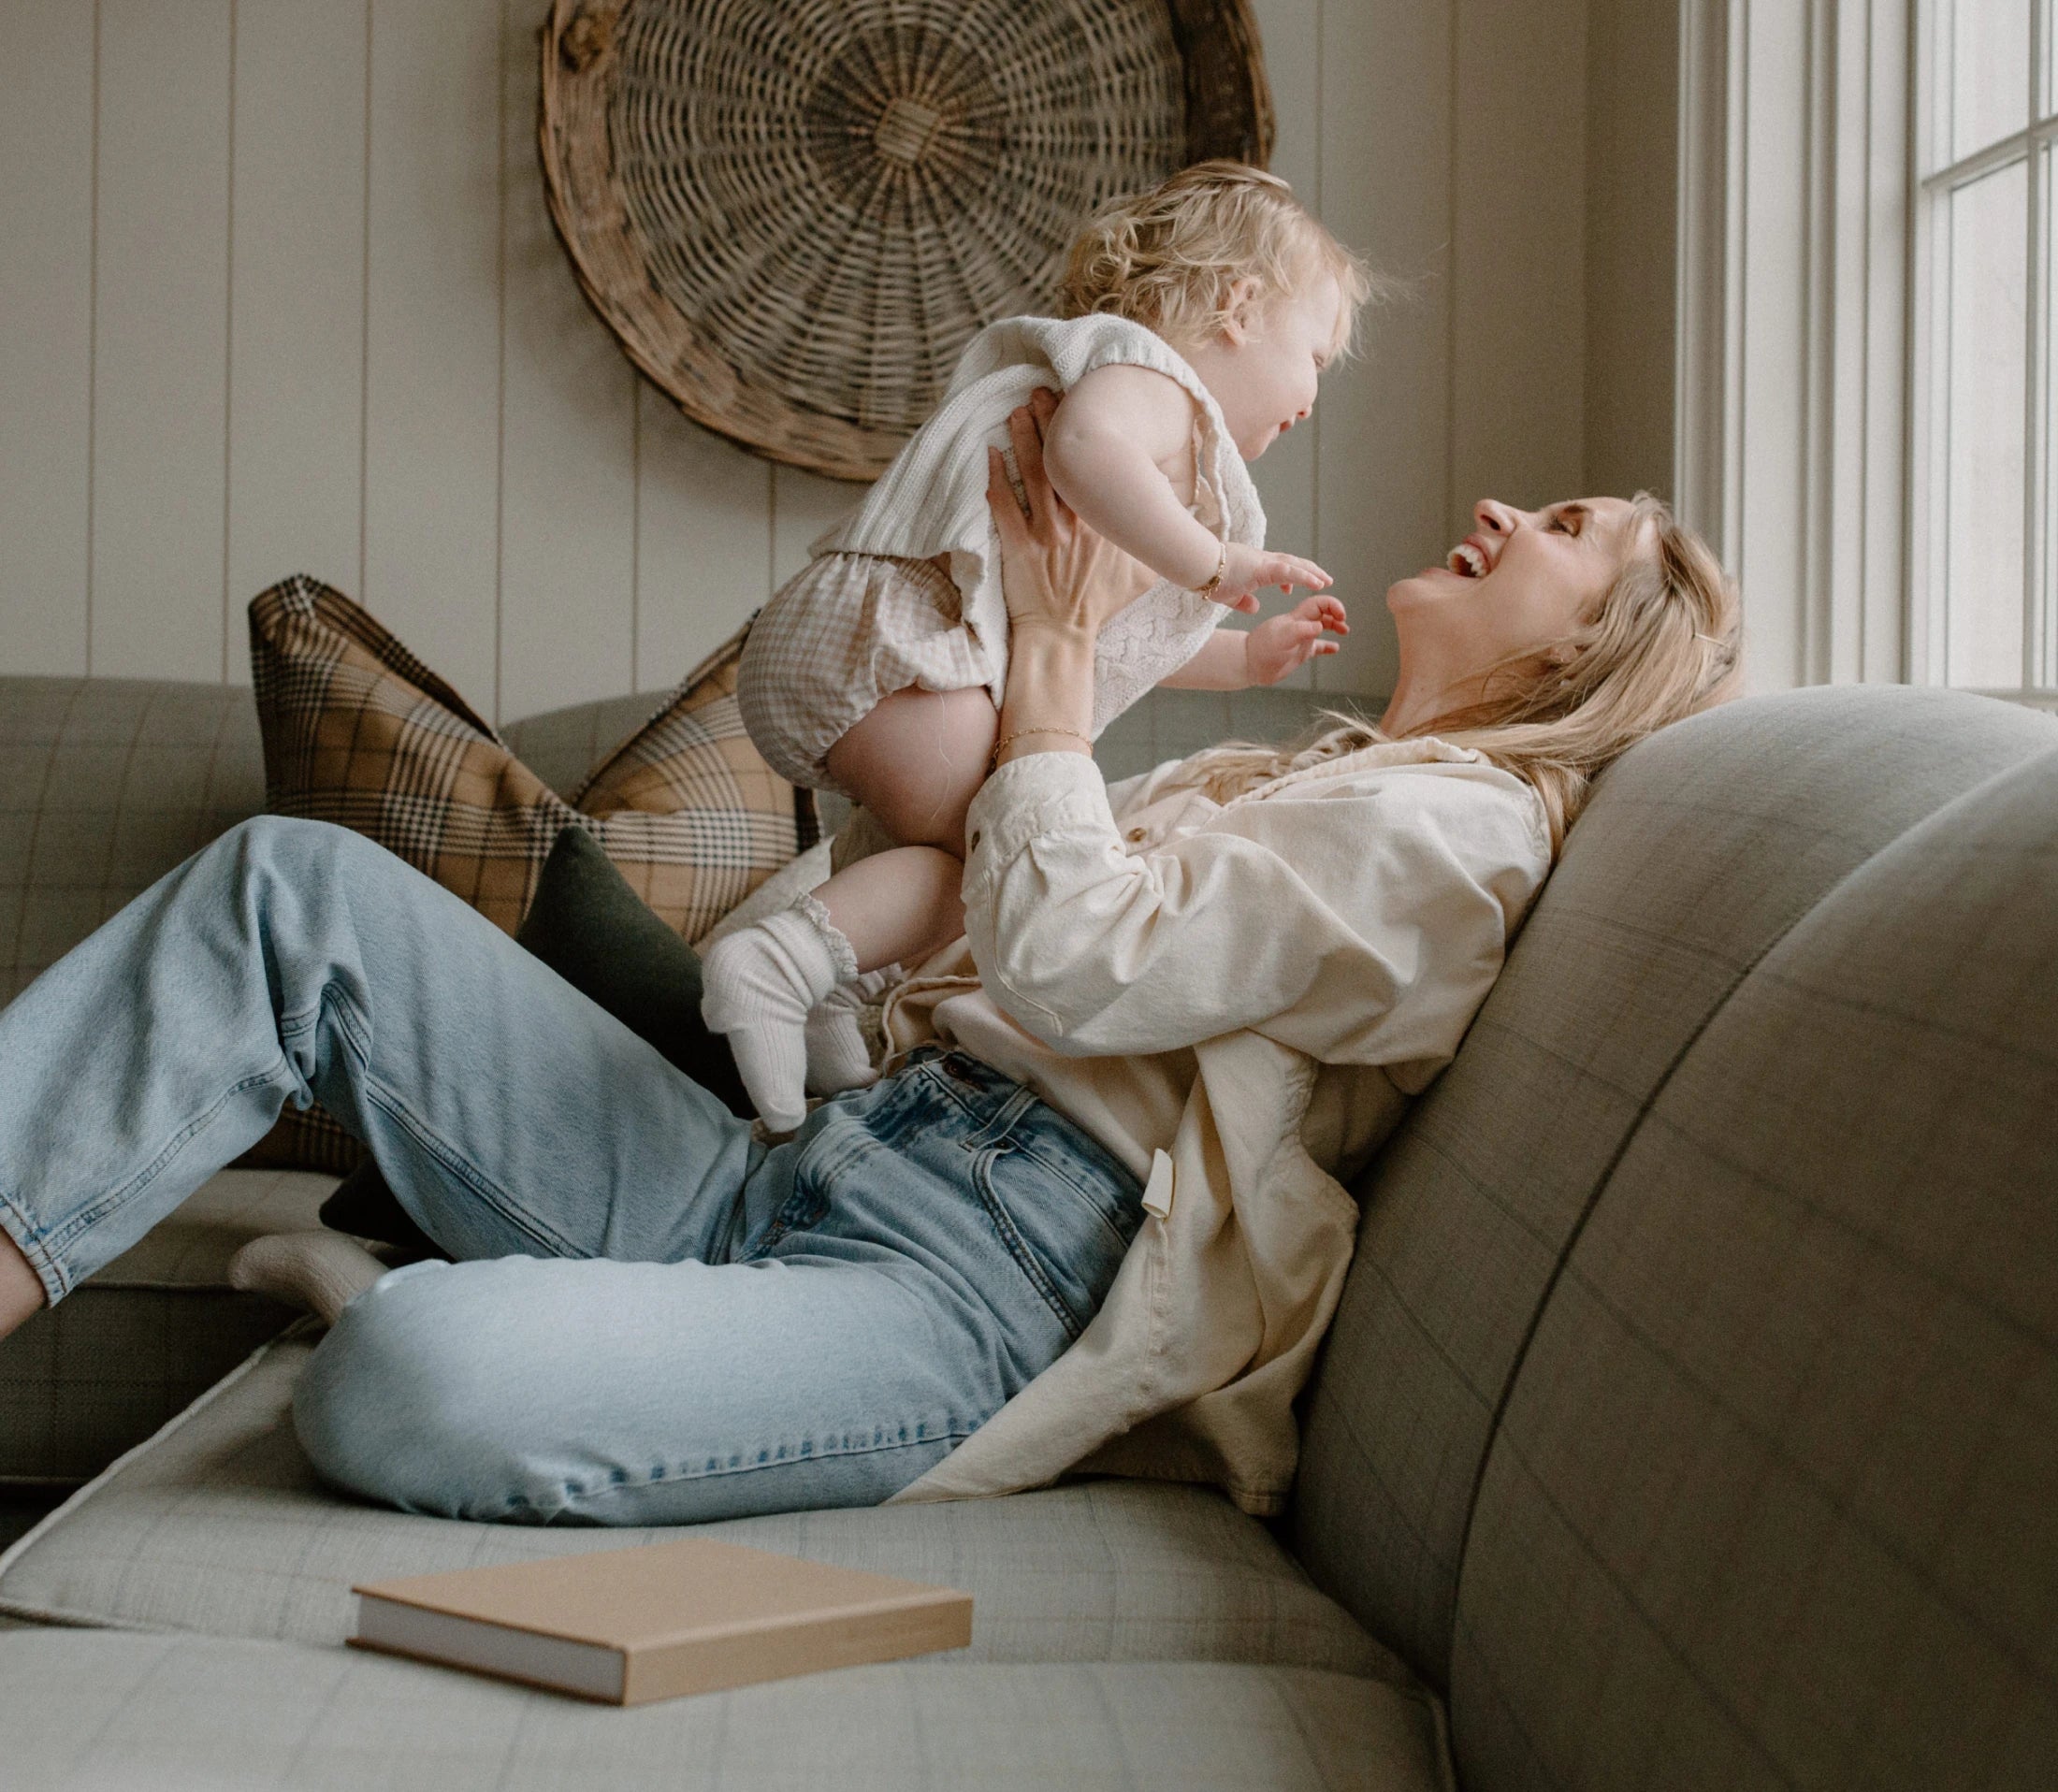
[708,161,1372,1129]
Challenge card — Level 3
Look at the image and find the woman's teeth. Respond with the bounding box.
[1446,542,1487,579]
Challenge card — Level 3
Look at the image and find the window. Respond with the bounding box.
[1915,1,2058,695]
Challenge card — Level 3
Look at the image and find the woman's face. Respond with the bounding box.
[1386,496,1645,674]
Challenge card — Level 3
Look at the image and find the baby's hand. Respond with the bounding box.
[1243,594,1349,686]
[1212,543,1332,614]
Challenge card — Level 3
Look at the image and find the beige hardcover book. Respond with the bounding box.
[349,1537,973,1705]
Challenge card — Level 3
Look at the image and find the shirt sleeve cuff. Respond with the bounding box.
[964,750,1116,869]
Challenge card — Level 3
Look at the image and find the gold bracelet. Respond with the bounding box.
[990,726,1093,771]
[1194,537,1228,598]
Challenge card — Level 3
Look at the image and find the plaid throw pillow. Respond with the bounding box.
[240,573,814,1171]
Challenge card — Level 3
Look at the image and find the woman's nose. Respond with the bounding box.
[1475,499,1520,535]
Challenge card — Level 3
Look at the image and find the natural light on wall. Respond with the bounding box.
[1917,0,2058,696]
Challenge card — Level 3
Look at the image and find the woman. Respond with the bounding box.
[0,397,1738,1525]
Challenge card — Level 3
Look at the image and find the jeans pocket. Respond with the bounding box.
[971,1137,1140,1340]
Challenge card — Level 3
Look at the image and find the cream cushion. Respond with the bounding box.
[0,1333,1402,1682]
[0,1630,1449,1792]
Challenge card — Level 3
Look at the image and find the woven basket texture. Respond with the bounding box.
[542,0,1273,480]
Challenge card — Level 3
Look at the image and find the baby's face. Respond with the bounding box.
[1205,271,1345,459]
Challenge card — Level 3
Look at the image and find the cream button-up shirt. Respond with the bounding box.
[884,738,1554,1515]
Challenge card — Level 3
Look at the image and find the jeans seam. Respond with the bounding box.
[971,1143,1084,1340]
[511,1419,987,1515]
[0,1185,68,1305]
[1006,1137,1143,1252]
[40,1067,286,1272]
[359,1077,583,1260]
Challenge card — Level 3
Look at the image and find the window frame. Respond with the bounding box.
[1910,0,2058,698]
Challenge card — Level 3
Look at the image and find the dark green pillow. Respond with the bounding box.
[319,825,749,1251]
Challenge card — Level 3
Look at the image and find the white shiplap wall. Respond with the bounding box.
[0,0,1593,722]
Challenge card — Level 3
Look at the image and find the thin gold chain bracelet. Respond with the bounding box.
[990,726,1093,771]
[1193,536,1228,598]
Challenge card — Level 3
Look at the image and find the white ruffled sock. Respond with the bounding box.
[700,896,858,1133]
[804,965,901,1098]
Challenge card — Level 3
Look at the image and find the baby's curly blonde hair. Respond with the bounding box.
[1060,161,1377,355]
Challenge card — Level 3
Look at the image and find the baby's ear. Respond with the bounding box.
[1220,276,1264,344]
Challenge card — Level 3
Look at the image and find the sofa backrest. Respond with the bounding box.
[0,678,267,1004]
[1446,732,2058,1791]
[1293,686,2058,1781]
[0,672,1335,1004]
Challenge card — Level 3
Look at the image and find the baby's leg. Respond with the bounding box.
[818,686,999,970]
[703,686,996,1132]
[825,686,999,854]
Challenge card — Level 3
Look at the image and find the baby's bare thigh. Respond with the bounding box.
[826,686,998,853]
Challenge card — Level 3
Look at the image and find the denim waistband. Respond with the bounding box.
[894,1048,1141,1205]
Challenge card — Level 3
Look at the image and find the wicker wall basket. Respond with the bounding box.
[540,0,1273,481]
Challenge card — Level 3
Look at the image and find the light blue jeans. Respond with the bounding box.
[0,817,1144,1524]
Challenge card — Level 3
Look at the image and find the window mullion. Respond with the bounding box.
[2029,6,2048,696]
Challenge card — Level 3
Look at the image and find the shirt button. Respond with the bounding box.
[1126,827,1147,844]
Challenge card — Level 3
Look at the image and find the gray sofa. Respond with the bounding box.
[0,672,2051,1791]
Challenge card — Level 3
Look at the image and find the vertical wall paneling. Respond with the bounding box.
[496,0,637,723]
[0,1,95,675]
[1584,0,1679,502]
[0,0,1622,714]
[1246,0,1320,694]
[771,465,862,588]
[1235,0,1317,695]
[1451,0,1587,526]
[225,0,369,683]
[90,0,233,680]
[360,0,503,711]
[634,394,775,691]
[1315,0,1455,697]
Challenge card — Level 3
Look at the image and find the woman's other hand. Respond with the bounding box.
[1242,594,1350,686]
[987,388,1154,643]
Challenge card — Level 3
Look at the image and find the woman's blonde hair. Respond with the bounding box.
[1061,160,1378,356]
[1178,495,1743,854]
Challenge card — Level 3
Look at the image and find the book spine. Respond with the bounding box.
[620,1597,973,1705]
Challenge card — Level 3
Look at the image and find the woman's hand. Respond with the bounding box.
[987,388,1154,644]
[1242,594,1350,685]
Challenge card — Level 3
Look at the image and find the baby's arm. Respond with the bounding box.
[1042,366,1331,608]
[1041,365,1222,589]
[1157,596,1351,689]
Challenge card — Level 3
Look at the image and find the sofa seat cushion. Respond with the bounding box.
[0,1334,1401,1682]
[0,1631,1447,1792]
[0,1169,335,1484]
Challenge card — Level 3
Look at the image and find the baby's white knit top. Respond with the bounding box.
[818,312,1268,732]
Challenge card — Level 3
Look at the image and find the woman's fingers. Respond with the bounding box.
[986,445,1029,545]
[1006,390,1064,536]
